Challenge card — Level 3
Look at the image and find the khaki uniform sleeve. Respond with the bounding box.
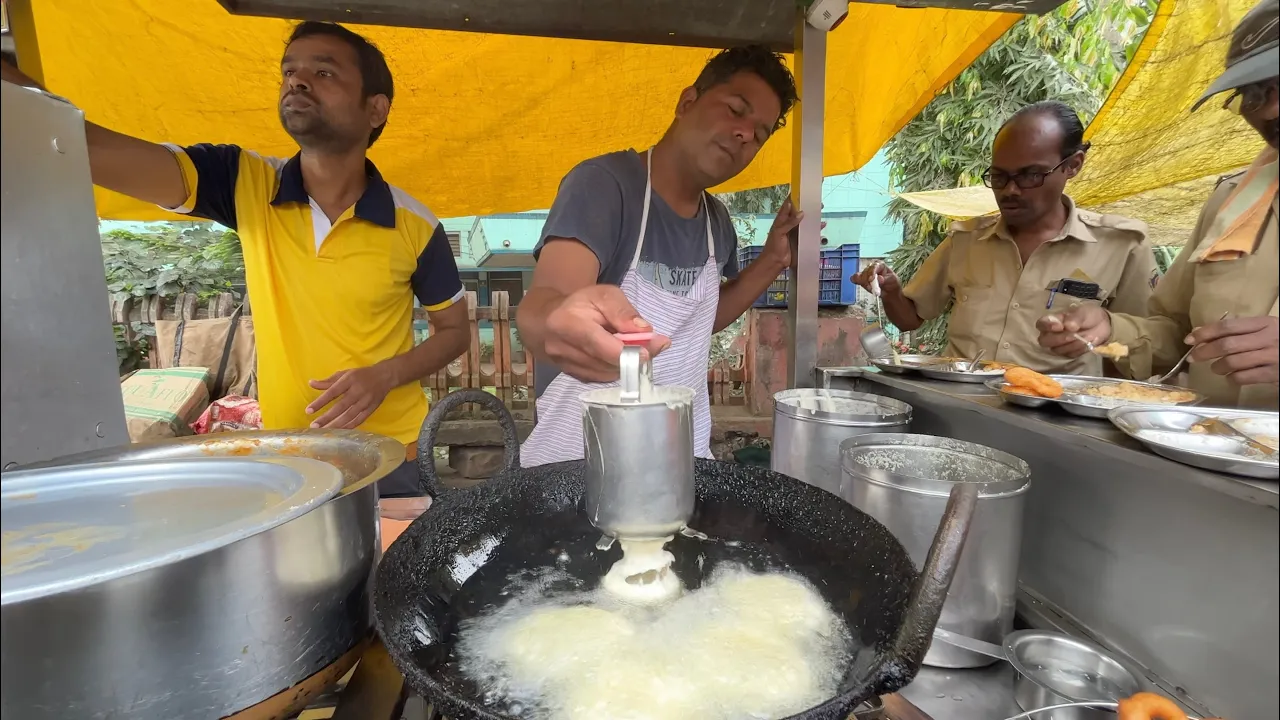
[902,235,955,321]
[1109,235,1197,380]
[1108,237,1157,317]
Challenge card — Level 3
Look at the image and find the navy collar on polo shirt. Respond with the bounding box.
[271,153,397,229]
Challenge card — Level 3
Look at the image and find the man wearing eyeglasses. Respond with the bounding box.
[1036,0,1278,408]
[854,101,1155,374]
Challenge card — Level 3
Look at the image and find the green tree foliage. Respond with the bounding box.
[883,0,1158,352]
[103,223,245,301]
[102,222,245,371]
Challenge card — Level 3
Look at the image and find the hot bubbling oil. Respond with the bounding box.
[455,561,852,720]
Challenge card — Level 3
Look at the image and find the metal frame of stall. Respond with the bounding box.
[1,0,1066,466]
[24,3,1275,720]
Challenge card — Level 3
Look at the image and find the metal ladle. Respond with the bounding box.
[933,628,1149,720]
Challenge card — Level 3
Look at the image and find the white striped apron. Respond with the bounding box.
[521,148,719,467]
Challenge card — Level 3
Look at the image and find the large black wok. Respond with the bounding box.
[375,389,978,720]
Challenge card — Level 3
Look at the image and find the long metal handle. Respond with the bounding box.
[874,481,981,695]
[931,627,1005,660]
[618,346,652,404]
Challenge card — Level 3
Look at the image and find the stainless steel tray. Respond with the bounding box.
[1053,376,1205,418]
[870,355,1004,382]
[984,377,1053,408]
[917,360,1005,383]
[1108,406,1279,479]
[986,375,1205,418]
[868,354,937,375]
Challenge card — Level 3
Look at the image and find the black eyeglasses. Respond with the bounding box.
[982,155,1073,190]
[1223,81,1278,115]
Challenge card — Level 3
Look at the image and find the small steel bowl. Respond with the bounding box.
[1006,630,1146,720]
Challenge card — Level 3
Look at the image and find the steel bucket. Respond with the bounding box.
[840,433,1030,668]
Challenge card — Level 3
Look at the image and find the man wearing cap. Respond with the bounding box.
[1036,0,1279,408]
[854,101,1156,375]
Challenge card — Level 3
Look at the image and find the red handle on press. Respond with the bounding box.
[614,332,655,346]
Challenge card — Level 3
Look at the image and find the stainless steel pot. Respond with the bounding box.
[840,433,1030,668]
[771,389,912,496]
[4,430,402,720]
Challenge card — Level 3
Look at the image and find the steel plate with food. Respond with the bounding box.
[869,355,1005,383]
[1055,377,1204,418]
[984,377,1054,408]
[987,367,1204,419]
[868,354,939,375]
[1108,407,1279,479]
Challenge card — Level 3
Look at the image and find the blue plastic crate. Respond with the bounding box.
[738,243,860,308]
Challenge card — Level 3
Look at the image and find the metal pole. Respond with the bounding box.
[786,14,825,389]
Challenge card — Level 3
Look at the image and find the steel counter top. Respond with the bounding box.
[817,367,1278,508]
[816,365,1277,720]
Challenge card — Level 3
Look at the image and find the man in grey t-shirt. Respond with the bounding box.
[517,46,811,466]
[529,148,744,396]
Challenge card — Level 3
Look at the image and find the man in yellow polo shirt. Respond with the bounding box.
[1,22,469,500]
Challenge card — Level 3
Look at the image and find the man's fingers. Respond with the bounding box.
[1057,339,1091,358]
[647,334,672,358]
[1187,316,1270,345]
[591,288,650,334]
[309,370,344,390]
[1040,333,1090,357]
[1208,347,1274,376]
[306,376,351,414]
[324,406,371,430]
[1191,330,1271,363]
[776,197,794,219]
[1036,314,1065,333]
[311,396,358,428]
[780,215,803,234]
[1226,361,1278,386]
[545,326,626,382]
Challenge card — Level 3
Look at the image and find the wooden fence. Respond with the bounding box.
[111,290,752,413]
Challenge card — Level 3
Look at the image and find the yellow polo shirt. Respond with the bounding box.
[164,144,463,444]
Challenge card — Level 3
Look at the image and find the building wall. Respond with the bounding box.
[819,150,901,260]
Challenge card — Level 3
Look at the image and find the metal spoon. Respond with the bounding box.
[1072,333,1096,354]
[1192,417,1277,458]
[964,349,986,373]
[1148,310,1231,384]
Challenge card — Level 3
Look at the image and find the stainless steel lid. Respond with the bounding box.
[17,429,406,496]
[840,432,1030,497]
[1,457,342,605]
[774,389,912,427]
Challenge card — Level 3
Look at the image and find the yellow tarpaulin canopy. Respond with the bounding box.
[24,1,1015,221]
[896,0,1266,237]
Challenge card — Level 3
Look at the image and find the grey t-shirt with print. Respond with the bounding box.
[532,149,740,395]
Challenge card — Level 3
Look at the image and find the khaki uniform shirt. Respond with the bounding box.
[904,197,1156,375]
[1110,174,1279,409]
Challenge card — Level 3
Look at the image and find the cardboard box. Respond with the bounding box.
[121,367,212,442]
